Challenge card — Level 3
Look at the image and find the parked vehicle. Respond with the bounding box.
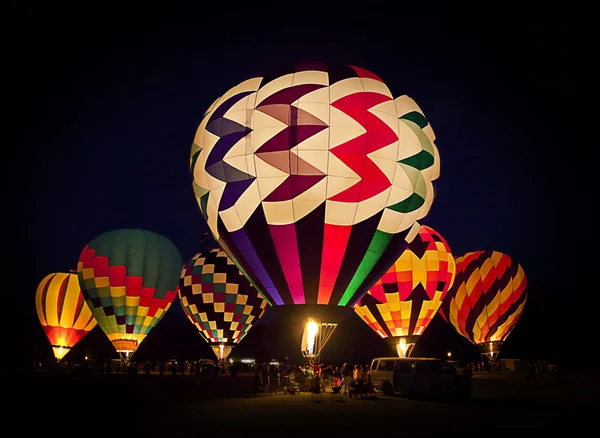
[370,357,471,397]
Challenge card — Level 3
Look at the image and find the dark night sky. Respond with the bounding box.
[5,6,595,367]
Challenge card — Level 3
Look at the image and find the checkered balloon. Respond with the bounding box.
[178,248,268,345]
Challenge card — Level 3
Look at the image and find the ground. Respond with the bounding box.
[9,368,597,436]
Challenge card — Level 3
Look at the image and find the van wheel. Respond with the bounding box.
[382,381,393,396]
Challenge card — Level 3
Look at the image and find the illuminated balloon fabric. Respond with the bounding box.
[35,273,97,360]
[178,248,267,348]
[191,61,440,308]
[438,250,527,349]
[77,229,183,353]
[354,225,455,341]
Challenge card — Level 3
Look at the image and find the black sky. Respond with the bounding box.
[5,7,595,367]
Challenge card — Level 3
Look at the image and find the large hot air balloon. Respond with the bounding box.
[190,61,440,328]
[178,248,268,362]
[354,225,455,357]
[77,229,183,360]
[438,250,527,358]
[35,272,97,361]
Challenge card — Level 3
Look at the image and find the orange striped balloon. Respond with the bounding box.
[35,273,97,360]
[438,250,527,357]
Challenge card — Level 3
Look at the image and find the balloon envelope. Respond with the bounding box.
[439,250,527,356]
[35,272,97,360]
[354,225,455,355]
[178,248,267,360]
[77,229,182,355]
[191,61,440,309]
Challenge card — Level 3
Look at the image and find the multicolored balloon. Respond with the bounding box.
[35,272,97,360]
[190,61,440,309]
[77,229,182,357]
[178,248,267,361]
[354,225,455,356]
[438,250,527,358]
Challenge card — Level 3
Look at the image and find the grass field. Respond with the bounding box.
[9,369,597,436]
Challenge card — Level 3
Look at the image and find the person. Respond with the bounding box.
[342,363,352,396]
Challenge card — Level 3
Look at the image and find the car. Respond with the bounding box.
[370,357,472,398]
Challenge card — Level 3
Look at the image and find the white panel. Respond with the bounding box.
[395,95,423,117]
[256,175,288,200]
[326,175,359,198]
[396,121,423,161]
[256,73,294,106]
[263,200,295,225]
[224,108,250,126]
[329,77,364,103]
[220,206,243,231]
[294,100,330,124]
[324,200,358,226]
[245,154,257,177]
[368,153,397,183]
[359,78,393,98]
[327,154,359,179]
[370,108,400,135]
[292,198,325,222]
[386,183,414,207]
[294,149,329,174]
[329,105,365,129]
[202,130,219,156]
[216,77,262,110]
[228,95,252,115]
[353,189,390,223]
[294,87,330,105]
[423,124,436,142]
[235,202,260,227]
[225,136,249,159]
[368,140,398,162]
[405,222,421,244]
[254,155,288,178]
[235,178,261,206]
[396,209,420,233]
[290,70,329,86]
[252,109,287,130]
[378,208,402,234]
[291,129,330,152]
[206,172,227,191]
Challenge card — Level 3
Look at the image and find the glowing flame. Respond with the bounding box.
[396,338,414,358]
[306,321,319,355]
[219,344,224,360]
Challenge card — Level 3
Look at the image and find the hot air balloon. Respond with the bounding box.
[354,225,455,357]
[438,250,527,359]
[35,272,97,361]
[178,248,267,362]
[77,229,182,360]
[190,61,440,340]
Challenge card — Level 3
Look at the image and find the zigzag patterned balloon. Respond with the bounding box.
[191,62,440,308]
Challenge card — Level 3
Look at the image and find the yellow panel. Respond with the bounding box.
[125,296,140,307]
[209,321,217,330]
[143,316,154,326]
[227,283,240,294]
[199,312,208,322]
[247,314,255,323]
[412,258,426,272]
[59,274,80,328]
[428,248,440,260]
[396,258,413,272]
[412,269,427,287]
[202,264,215,274]
[466,270,481,296]
[480,257,494,280]
[214,302,225,313]
[82,268,95,280]
[95,277,110,288]
[192,284,203,295]
[213,273,227,283]
[111,286,126,297]
[235,293,247,304]
[45,276,60,326]
[230,321,239,331]
[486,293,500,316]
[137,306,149,317]
[224,312,233,322]
[35,275,52,325]
[155,308,164,318]
[203,293,214,303]
[386,293,400,303]
[426,259,439,271]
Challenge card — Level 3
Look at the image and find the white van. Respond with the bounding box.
[370,357,471,397]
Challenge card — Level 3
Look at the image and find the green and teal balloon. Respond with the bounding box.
[77,229,182,355]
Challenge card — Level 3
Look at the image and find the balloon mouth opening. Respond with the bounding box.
[112,339,138,354]
[477,341,503,358]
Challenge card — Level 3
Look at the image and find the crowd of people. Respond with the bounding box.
[253,360,377,398]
